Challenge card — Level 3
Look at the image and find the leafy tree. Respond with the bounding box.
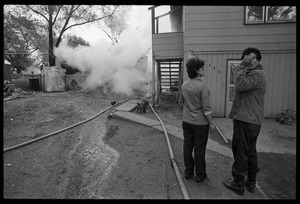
[66,34,90,48]
[96,6,131,45]
[247,6,263,21]
[4,5,48,72]
[23,5,119,66]
[267,6,295,20]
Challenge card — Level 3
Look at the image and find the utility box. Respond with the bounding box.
[29,77,40,91]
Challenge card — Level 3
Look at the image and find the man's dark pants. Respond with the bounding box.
[232,119,261,181]
[182,121,209,180]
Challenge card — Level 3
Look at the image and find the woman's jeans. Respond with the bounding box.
[232,119,261,181]
[182,121,209,180]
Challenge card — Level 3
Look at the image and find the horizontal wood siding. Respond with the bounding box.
[182,6,296,119]
[152,32,183,59]
[189,51,296,119]
[184,6,296,52]
[262,52,296,119]
[192,52,241,117]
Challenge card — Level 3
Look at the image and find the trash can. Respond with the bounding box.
[29,78,40,91]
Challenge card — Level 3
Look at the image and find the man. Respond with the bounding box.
[179,57,215,183]
[223,47,266,195]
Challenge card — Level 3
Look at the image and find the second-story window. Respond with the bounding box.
[152,6,183,34]
[245,6,296,24]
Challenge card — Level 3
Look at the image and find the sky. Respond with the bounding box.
[68,5,152,45]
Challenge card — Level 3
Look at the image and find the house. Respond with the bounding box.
[148,5,296,119]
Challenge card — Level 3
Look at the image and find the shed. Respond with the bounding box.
[41,66,66,92]
[4,59,12,81]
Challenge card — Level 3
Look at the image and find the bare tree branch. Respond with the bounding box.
[65,11,116,32]
[52,5,63,25]
[27,5,49,23]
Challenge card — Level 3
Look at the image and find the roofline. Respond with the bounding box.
[148,5,160,10]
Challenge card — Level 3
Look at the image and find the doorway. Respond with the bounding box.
[226,60,241,117]
[157,59,182,93]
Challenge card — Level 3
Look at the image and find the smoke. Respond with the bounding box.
[54,26,152,96]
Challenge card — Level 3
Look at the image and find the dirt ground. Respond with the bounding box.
[3,89,296,199]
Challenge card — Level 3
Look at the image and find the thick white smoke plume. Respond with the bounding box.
[54,26,151,96]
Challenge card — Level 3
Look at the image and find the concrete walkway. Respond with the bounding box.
[213,118,296,155]
[113,100,297,157]
[110,100,296,199]
[113,99,296,155]
[113,111,234,159]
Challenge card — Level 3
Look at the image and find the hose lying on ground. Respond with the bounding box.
[3,98,132,153]
[148,102,190,200]
[4,97,190,199]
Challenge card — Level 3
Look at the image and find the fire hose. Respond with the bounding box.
[3,98,190,199]
[148,102,190,199]
[3,98,132,153]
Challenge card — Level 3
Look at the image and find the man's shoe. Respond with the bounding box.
[184,174,194,180]
[196,177,210,183]
[244,180,256,193]
[223,179,244,195]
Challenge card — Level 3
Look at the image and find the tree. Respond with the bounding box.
[23,5,119,66]
[4,5,48,72]
[247,6,263,21]
[267,6,295,20]
[66,34,90,48]
[96,6,131,45]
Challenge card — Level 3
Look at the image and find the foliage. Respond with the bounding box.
[247,6,296,21]
[24,5,120,66]
[96,6,131,45]
[267,6,295,20]
[247,6,263,21]
[4,5,125,67]
[66,34,90,48]
[4,5,48,72]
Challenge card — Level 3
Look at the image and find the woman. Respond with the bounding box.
[179,57,215,182]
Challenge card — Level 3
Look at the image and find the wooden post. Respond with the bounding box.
[152,56,156,105]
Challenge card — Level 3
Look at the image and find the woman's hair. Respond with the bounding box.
[241,47,262,61]
[186,57,204,79]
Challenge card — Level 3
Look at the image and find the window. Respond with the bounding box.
[245,6,296,24]
[151,6,183,34]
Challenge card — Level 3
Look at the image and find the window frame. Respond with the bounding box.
[244,6,296,25]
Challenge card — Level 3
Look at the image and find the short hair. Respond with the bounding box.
[186,57,204,79]
[241,47,262,61]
